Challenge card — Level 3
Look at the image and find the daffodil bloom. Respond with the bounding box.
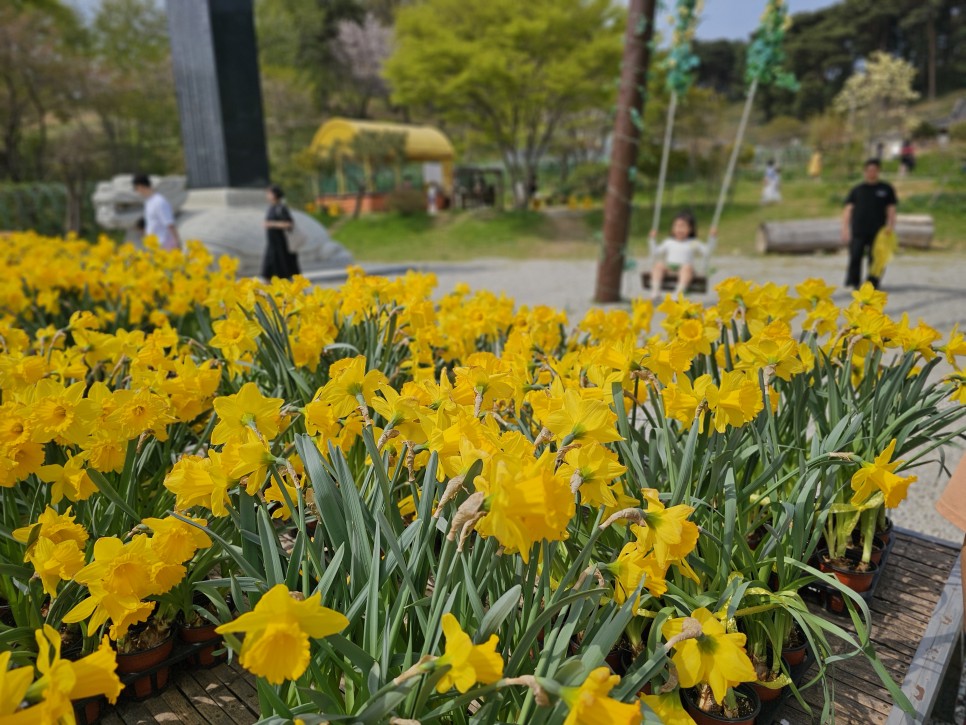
[434,613,504,693]
[662,608,757,702]
[640,337,693,385]
[850,439,917,508]
[558,443,627,507]
[561,667,642,725]
[0,650,35,720]
[542,388,623,444]
[704,371,763,433]
[38,451,98,504]
[228,432,279,495]
[318,355,387,418]
[209,312,261,362]
[211,382,284,446]
[30,625,123,719]
[606,542,668,603]
[143,516,212,564]
[640,692,696,724]
[475,454,574,562]
[28,537,86,597]
[64,535,185,639]
[163,454,231,516]
[27,380,98,445]
[216,584,349,685]
[632,490,699,569]
[662,374,712,430]
[939,325,966,367]
[12,505,88,551]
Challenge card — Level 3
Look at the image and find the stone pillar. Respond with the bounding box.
[162,0,351,275]
[166,0,269,189]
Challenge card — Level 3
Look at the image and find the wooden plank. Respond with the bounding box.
[886,558,964,725]
[113,697,160,725]
[99,710,126,725]
[155,682,208,725]
[182,667,257,725]
[170,668,247,725]
[207,661,260,711]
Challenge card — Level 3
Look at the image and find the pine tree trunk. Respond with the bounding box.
[593,0,658,303]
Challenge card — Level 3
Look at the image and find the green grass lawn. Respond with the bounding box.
[331,208,598,262]
[331,152,966,262]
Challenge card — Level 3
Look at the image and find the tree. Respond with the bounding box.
[833,51,919,149]
[384,0,624,206]
[0,2,84,181]
[256,0,365,113]
[88,0,181,174]
[594,0,658,303]
[692,40,746,101]
[331,13,393,118]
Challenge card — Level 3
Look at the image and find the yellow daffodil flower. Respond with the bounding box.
[434,613,504,693]
[216,584,349,685]
[662,608,757,702]
[211,382,284,446]
[561,667,642,725]
[850,438,917,508]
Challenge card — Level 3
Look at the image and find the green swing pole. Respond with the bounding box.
[710,0,797,235]
[652,0,702,236]
[710,77,758,234]
[651,91,678,235]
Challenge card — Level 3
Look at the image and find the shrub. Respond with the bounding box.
[385,186,428,215]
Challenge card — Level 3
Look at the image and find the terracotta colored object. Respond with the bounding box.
[782,639,808,668]
[117,636,174,700]
[830,560,877,593]
[179,623,224,667]
[682,685,761,725]
[876,517,895,545]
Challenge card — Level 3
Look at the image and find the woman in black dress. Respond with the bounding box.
[262,186,301,279]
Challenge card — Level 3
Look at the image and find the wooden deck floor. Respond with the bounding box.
[101,657,260,725]
[94,531,958,725]
[782,531,959,724]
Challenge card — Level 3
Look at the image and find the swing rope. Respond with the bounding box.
[651,92,678,235]
[650,0,701,237]
[709,0,798,236]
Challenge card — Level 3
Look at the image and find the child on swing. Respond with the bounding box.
[648,210,716,301]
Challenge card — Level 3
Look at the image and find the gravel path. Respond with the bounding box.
[313,249,966,544]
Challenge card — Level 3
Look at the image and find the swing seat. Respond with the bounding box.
[641,271,708,294]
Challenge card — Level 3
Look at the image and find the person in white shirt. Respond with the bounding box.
[133,174,181,251]
[648,210,716,301]
[762,160,782,203]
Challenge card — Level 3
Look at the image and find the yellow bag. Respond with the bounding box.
[871,227,897,278]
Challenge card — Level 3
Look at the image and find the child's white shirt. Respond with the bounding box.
[652,236,712,266]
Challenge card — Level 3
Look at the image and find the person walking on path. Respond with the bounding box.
[133,174,181,251]
[841,159,897,289]
[262,185,301,280]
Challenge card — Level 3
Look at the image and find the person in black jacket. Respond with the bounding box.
[262,185,301,280]
[841,159,897,289]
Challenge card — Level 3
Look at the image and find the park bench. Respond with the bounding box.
[96,529,962,724]
[756,214,935,254]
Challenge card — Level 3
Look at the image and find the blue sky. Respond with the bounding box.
[695,0,840,39]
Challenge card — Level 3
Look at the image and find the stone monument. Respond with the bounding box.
[161,0,351,275]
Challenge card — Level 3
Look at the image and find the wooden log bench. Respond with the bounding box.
[97,529,962,724]
[640,271,709,294]
[757,214,935,254]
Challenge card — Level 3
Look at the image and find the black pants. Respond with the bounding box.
[846,234,880,289]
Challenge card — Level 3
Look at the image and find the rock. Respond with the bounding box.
[92,180,353,275]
